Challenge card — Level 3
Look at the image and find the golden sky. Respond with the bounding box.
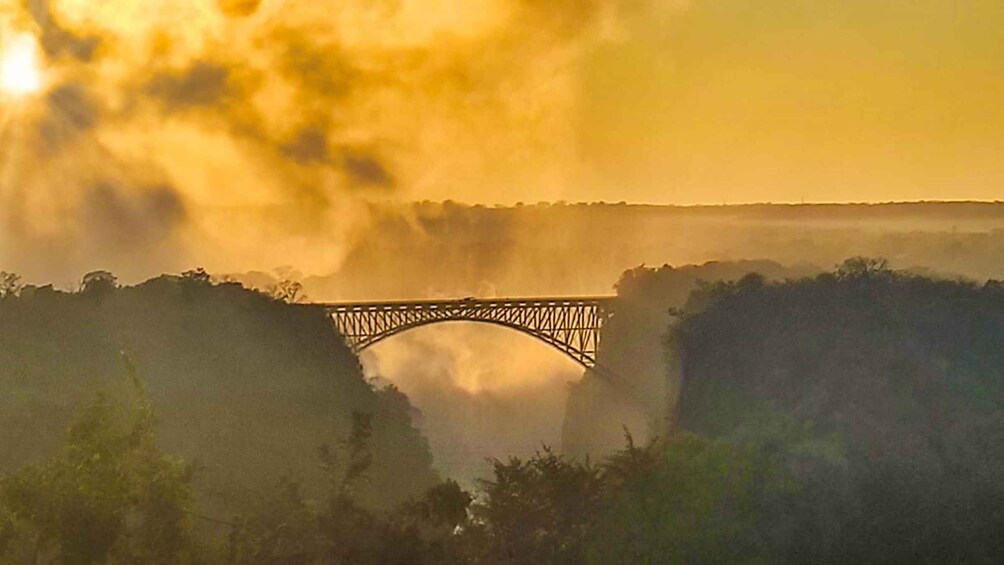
[578,1,1004,204]
[0,0,1002,278]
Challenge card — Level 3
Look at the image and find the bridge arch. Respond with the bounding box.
[322,297,614,372]
[319,296,668,418]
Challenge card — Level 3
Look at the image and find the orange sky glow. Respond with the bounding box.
[0,0,1002,279]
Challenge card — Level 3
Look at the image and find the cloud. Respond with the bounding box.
[343,152,394,188]
[31,82,101,151]
[2,0,634,281]
[82,181,187,248]
[280,126,329,165]
[217,0,262,18]
[270,26,355,101]
[145,60,240,112]
[24,0,100,61]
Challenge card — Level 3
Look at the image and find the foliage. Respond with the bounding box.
[671,258,1004,563]
[226,417,467,565]
[79,270,118,296]
[0,271,22,298]
[318,412,374,498]
[590,435,776,564]
[180,268,212,286]
[0,373,196,564]
[0,272,439,521]
[267,279,306,304]
[226,433,798,565]
[5,260,1003,562]
[564,260,817,458]
[833,256,891,281]
[464,447,604,564]
[406,480,471,533]
[456,432,822,565]
[225,477,327,564]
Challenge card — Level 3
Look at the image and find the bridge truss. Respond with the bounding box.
[322,297,615,370]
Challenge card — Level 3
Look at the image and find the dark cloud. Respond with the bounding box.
[279,124,394,188]
[271,27,355,102]
[217,0,262,18]
[281,126,330,165]
[139,57,268,144]
[24,0,101,61]
[146,61,237,112]
[83,182,187,248]
[343,153,394,188]
[36,83,101,150]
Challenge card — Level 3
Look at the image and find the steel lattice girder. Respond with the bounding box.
[321,297,615,370]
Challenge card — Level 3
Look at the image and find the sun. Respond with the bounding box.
[0,32,44,98]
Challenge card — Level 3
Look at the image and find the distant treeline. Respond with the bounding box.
[299,201,1004,302]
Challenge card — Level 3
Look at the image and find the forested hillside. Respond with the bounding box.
[670,260,1004,561]
[563,260,818,456]
[3,263,1002,563]
[0,272,438,518]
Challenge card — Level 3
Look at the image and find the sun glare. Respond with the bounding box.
[0,33,44,98]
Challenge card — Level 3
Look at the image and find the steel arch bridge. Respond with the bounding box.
[321,296,615,371]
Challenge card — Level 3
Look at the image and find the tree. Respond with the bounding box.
[466,448,604,564]
[0,373,196,563]
[0,271,21,298]
[181,267,212,286]
[228,411,442,565]
[267,279,306,303]
[318,411,374,498]
[587,434,799,565]
[415,480,471,531]
[80,270,118,296]
[834,256,891,280]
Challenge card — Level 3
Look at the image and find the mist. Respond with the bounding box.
[287,201,1004,482]
[360,323,578,487]
[1,0,633,282]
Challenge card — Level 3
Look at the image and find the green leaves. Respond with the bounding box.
[0,376,196,563]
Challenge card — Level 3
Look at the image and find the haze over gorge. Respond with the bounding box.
[1,0,1004,562]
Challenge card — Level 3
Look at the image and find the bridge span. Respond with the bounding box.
[319,296,615,371]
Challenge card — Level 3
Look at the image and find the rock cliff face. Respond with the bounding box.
[0,276,438,516]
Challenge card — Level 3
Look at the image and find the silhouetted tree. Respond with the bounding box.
[414,480,471,530]
[228,411,453,565]
[466,447,604,564]
[834,256,891,280]
[80,270,118,296]
[181,267,212,285]
[0,271,21,298]
[267,279,305,303]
